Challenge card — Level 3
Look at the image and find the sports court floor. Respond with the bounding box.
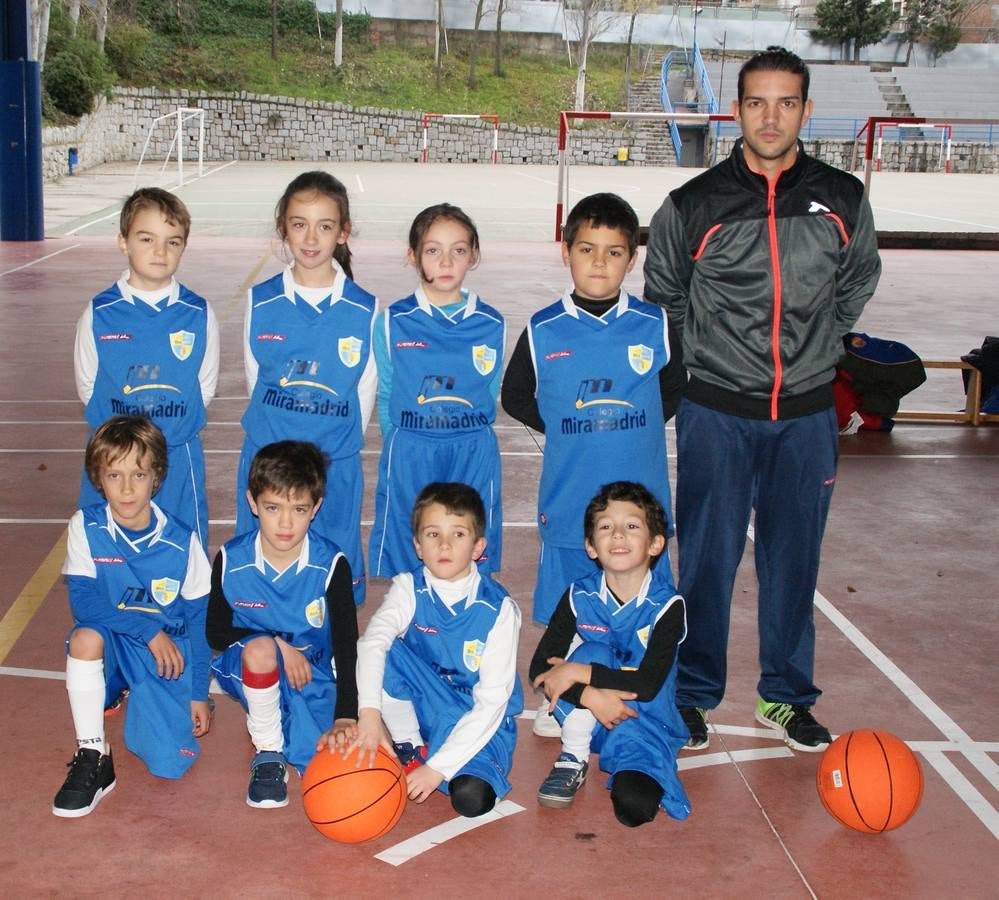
[1,162,997,898]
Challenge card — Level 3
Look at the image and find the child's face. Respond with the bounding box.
[584,499,665,577]
[562,223,637,302]
[409,217,476,305]
[283,190,350,287]
[248,487,322,568]
[412,503,486,582]
[118,207,186,292]
[99,444,157,531]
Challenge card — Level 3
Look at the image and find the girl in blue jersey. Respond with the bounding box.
[237,171,377,605]
[368,204,504,579]
[531,481,690,827]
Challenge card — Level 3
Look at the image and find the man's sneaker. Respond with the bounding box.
[537,752,588,809]
[52,748,116,818]
[755,699,831,753]
[679,707,709,750]
[247,751,289,808]
[392,742,428,774]
[532,698,562,738]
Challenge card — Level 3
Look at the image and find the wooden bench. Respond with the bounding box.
[894,360,999,425]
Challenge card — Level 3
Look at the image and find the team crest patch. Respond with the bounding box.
[463,639,486,672]
[637,625,651,648]
[472,344,497,376]
[628,344,654,375]
[338,336,363,367]
[150,578,180,607]
[305,596,327,628]
[169,331,196,361]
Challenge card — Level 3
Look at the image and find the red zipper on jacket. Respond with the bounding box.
[766,174,782,420]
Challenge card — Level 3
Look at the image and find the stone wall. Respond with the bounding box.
[42,87,998,181]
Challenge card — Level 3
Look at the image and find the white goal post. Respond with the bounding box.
[555,110,734,240]
[421,113,500,164]
[134,107,206,189]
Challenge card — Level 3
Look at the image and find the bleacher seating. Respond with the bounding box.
[891,67,999,119]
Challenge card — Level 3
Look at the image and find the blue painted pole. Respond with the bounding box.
[1,0,45,241]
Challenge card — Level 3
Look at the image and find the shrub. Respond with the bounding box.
[43,39,114,117]
[106,23,153,79]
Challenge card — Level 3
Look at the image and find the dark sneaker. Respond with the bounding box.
[392,741,428,774]
[680,707,709,750]
[537,752,588,809]
[247,751,289,808]
[755,699,832,753]
[53,748,116,818]
[104,689,129,718]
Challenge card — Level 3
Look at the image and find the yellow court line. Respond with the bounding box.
[0,529,67,665]
[222,247,276,324]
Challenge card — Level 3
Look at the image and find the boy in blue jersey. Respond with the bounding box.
[531,482,690,826]
[208,441,359,808]
[337,483,522,818]
[75,188,219,548]
[54,416,213,818]
[501,193,682,732]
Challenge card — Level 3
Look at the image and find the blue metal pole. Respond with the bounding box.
[1,0,45,241]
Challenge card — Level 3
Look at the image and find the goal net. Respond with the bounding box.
[421,114,500,164]
[134,107,206,189]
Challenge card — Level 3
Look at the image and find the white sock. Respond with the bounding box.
[380,693,422,747]
[560,707,596,762]
[244,683,283,753]
[66,656,107,754]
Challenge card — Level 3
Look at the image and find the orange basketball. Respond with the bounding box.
[816,729,923,833]
[302,746,407,843]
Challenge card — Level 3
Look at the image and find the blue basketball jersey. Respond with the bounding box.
[386,290,503,434]
[241,268,376,457]
[85,282,208,443]
[530,290,671,547]
[401,568,524,717]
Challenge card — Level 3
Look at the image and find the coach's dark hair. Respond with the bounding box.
[120,187,191,242]
[248,440,329,505]
[563,192,640,256]
[408,203,481,284]
[85,416,168,494]
[583,481,668,561]
[737,46,810,103]
[411,482,486,540]
[275,170,354,279]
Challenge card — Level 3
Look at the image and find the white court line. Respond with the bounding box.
[872,205,999,231]
[355,173,365,193]
[0,244,81,278]
[374,800,525,866]
[920,750,999,839]
[678,746,794,770]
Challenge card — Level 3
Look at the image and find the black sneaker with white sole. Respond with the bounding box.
[755,699,831,752]
[679,706,709,750]
[53,748,116,818]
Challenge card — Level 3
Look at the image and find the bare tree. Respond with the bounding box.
[493,0,508,76]
[31,0,53,67]
[468,0,488,89]
[334,0,344,67]
[563,0,616,112]
[434,0,446,90]
[96,0,110,51]
[67,0,82,37]
[271,0,279,61]
[622,0,655,109]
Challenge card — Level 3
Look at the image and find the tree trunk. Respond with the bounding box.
[624,10,638,109]
[468,0,486,90]
[271,0,278,61]
[96,0,109,51]
[334,0,343,67]
[67,0,81,37]
[574,6,593,112]
[434,0,443,89]
[493,0,506,77]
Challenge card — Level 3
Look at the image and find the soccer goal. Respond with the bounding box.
[555,110,734,240]
[134,107,206,189]
[421,113,500,164]
[876,122,953,173]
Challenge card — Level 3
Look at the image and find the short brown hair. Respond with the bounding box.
[583,481,668,548]
[84,416,168,494]
[410,482,486,540]
[247,441,328,505]
[120,187,192,242]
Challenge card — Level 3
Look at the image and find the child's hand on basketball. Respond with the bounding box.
[147,630,185,679]
[275,638,312,690]
[581,686,639,729]
[351,708,396,769]
[533,658,591,711]
[190,699,212,737]
[316,718,358,756]
[405,763,444,803]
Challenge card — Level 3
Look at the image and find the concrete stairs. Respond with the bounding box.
[874,72,924,139]
[626,56,680,166]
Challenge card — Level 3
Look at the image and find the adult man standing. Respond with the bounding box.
[643,47,881,751]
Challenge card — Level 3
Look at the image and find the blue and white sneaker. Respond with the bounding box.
[537,752,588,809]
[247,750,289,808]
